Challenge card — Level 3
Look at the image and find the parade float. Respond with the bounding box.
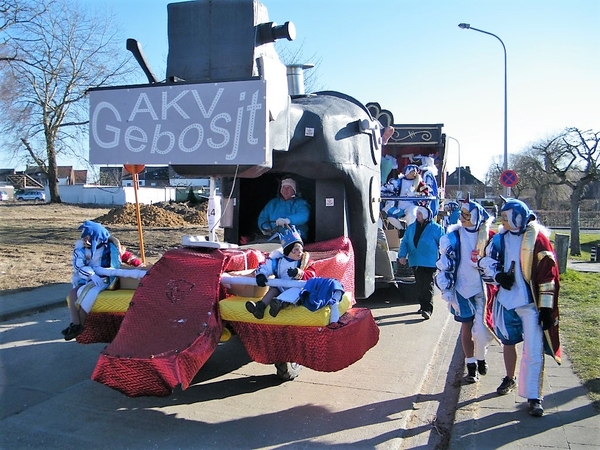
[81,0,446,397]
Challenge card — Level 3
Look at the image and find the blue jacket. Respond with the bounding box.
[257,196,310,239]
[399,220,445,268]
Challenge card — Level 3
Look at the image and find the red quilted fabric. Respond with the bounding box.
[230,308,379,372]
[92,248,225,397]
[89,236,373,397]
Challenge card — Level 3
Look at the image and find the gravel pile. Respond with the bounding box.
[95,201,208,227]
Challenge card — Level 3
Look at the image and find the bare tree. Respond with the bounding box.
[276,39,324,93]
[510,142,569,210]
[554,128,600,255]
[0,0,133,202]
[521,128,599,254]
[0,0,45,61]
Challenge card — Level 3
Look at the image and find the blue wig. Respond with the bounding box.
[78,220,110,257]
[403,164,419,176]
[500,199,535,235]
[461,200,491,231]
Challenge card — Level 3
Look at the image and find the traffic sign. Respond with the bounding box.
[500,169,519,187]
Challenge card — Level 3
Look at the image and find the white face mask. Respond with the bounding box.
[501,208,521,232]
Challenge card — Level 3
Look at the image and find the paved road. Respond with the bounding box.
[1,277,598,449]
[0,285,462,449]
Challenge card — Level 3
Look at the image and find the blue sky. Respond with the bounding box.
[51,1,600,180]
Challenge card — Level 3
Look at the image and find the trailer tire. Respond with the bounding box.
[275,362,302,381]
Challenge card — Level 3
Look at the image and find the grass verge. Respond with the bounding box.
[559,270,600,409]
[567,232,600,261]
[553,230,600,409]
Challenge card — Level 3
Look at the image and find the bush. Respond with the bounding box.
[187,186,199,204]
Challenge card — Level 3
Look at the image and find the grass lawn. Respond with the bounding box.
[552,232,600,409]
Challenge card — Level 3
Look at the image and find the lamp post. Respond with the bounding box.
[447,136,461,198]
[458,23,509,196]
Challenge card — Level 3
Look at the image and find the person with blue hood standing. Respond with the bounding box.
[479,198,561,417]
[398,204,444,320]
[442,201,461,230]
[62,220,121,341]
[436,198,495,383]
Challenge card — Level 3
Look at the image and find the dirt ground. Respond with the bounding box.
[0,201,211,294]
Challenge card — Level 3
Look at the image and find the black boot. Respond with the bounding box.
[63,323,84,341]
[528,399,544,417]
[269,299,283,317]
[245,300,266,319]
[477,359,488,375]
[465,363,479,383]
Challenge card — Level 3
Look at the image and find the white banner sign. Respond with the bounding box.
[89,79,268,165]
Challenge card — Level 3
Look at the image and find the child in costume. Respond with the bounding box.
[246,226,316,319]
[436,199,495,383]
[381,164,429,227]
[478,198,561,417]
[62,221,121,341]
[108,235,145,267]
[62,221,146,341]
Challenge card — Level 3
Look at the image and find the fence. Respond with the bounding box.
[535,211,600,229]
[55,185,176,205]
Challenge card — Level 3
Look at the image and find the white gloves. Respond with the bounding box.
[275,217,291,227]
[441,290,454,303]
[90,274,106,287]
[442,290,459,312]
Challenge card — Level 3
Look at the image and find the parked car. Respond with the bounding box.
[15,190,45,201]
[0,190,9,201]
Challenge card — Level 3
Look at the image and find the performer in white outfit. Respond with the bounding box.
[436,199,495,383]
[478,198,561,417]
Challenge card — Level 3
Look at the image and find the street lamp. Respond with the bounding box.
[458,23,509,196]
[446,136,461,197]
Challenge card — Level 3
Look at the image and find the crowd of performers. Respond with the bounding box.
[434,196,561,417]
[379,149,560,417]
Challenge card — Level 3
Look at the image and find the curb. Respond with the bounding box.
[0,299,65,322]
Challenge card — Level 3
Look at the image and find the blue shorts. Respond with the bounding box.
[492,301,534,345]
[451,291,479,323]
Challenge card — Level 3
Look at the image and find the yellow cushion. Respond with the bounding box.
[219,293,351,326]
[91,290,136,313]
[66,290,136,313]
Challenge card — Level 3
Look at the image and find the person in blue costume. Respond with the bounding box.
[381,164,429,227]
[436,199,495,383]
[257,176,310,240]
[62,221,121,341]
[442,201,460,230]
[398,205,445,320]
[479,198,561,417]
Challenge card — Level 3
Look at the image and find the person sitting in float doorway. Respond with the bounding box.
[246,226,316,319]
[257,176,310,240]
